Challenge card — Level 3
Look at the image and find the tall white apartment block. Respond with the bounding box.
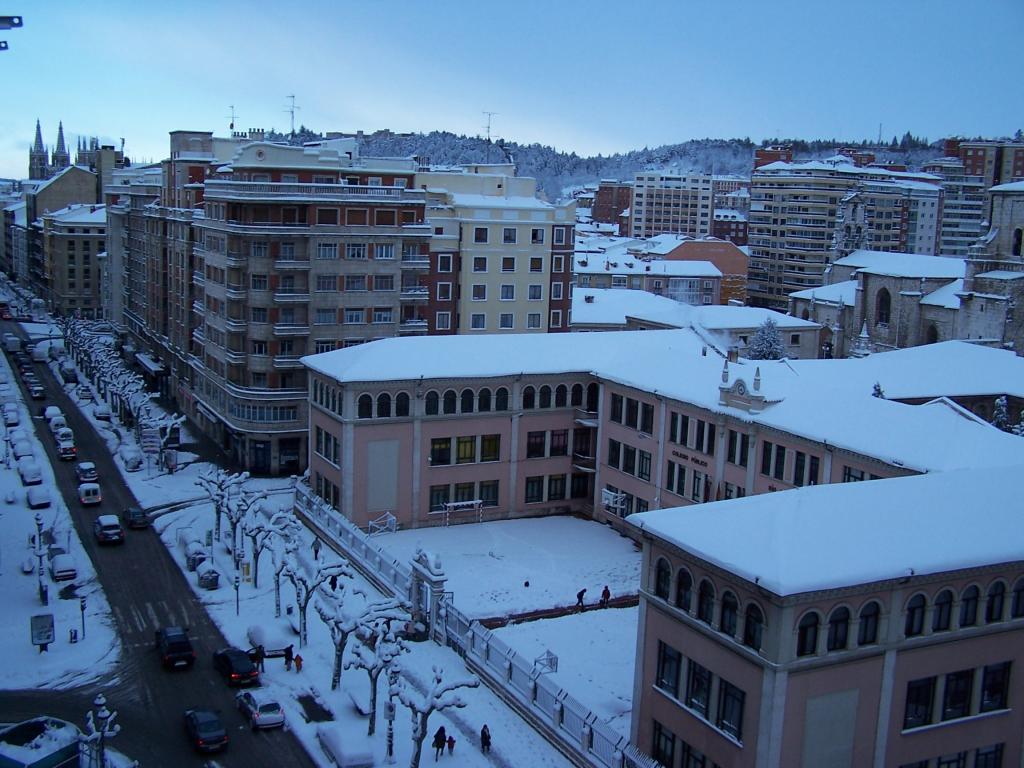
[631,172,713,239]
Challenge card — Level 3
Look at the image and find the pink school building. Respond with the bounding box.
[301,331,1024,533]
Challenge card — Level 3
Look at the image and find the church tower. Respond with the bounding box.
[51,121,70,171]
[830,187,870,261]
[28,119,48,179]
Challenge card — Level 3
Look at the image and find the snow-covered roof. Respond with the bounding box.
[3,201,26,227]
[975,270,1024,280]
[836,250,965,279]
[574,255,720,278]
[755,157,941,184]
[920,279,963,309]
[28,165,91,194]
[989,180,1024,193]
[303,332,1024,476]
[571,288,680,326]
[449,193,552,211]
[789,280,857,307]
[627,463,1024,597]
[44,203,106,226]
[689,305,818,330]
[713,209,747,221]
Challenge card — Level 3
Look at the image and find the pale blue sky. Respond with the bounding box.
[2,0,1020,179]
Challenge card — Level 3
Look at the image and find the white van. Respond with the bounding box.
[78,482,102,506]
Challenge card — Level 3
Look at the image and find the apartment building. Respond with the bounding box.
[748,157,943,310]
[957,140,1024,188]
[922,157,987,257]
[40,204,106,318]
[300,328,1024,532]
[711,209,748,246]
[416,167,574,334]
[631,172,713,239]
[629,466,1023,767]
[591,180,632,230]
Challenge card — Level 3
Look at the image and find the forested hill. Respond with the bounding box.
[267,128,948,200]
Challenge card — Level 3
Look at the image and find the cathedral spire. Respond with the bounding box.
[32,119,44,152]
[55,121,67,155]
[51,121,70,170]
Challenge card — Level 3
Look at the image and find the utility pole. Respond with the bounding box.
[285,95,301,139]
[227,105,238,132]
[482,111,498,163]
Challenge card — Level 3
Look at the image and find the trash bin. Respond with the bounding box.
[198,568,220,590]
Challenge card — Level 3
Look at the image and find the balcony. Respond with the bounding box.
[225,251,247,267]
[275,256,311,270]
[225,317,247,332]
[192,270,205,285]
[572,453,597,473]
[574,408,599,428]
[203,179,427,204]
[192,300,206,314]
[273,323,310,336]
[273,355,304,369]
[224,349,246,365]
[398,318,428,334]
[226,282,247,300]
[400,285,429,301]
[273,290,310,303]
[191,327,205,345]
[400,254,430,269]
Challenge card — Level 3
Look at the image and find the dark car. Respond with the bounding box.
[93,515,125,545]
[212,647,259,686]
[183,708,228,753]
[122,505,150,529]
[28,382,45,400]
[155,626,196,670]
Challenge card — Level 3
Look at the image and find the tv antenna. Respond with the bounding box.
[285,95,301,137]
[227,105,238,131]
[483,111,498,162]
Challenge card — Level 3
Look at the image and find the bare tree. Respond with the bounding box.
[285,549,353,647]
[346,618,409,735]
[194,469,249,544]
[391,665,480,768]
[318,589,406,692]
[243,506,297,590]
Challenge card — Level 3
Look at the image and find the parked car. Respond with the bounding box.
[78,482,102,505]
[49,554,77,582]
[48,416,68,434]
[122,505,150,529]
[43,405,63,422]
[3,407,18,427]
[119,446,144,471]
[59,364,78,384]
[183,708,228,753]
[155,626,196,669]
[93,514,124,544]
[236,690,285,730]
[76,385,93,402]
[26,486,51,509]
[75,461,99,482]
[7,427,28,443]
[17,457,41,486]
[12,440,34,460]
[212,647,259,687]
[92,403,112,421]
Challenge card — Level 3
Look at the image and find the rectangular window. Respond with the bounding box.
[652,721,675,768]
[550,430,568,457]
[316,243,339,260]
[375,243,395,260]
[474,227,488,243]
[429,484,450,512]
[436,283,452,301]
[547,474,566,501]
[471,284,486,301]
[501,256,516,272]
[531,228,544,244]
[456,436,476,464]
[640,403,655,434]
[527,313,541,329]
[500,284,515,301]
[453,482,475,503]
[554,227,566,245]
[552,282,563,300]
[942,669,974,721]
[691,470,705,502]
[622,445,637,476]
[638,450,651,482]
[316,208,339,225]
[974,745,1004,768]
[479,480,499,507]
[473,256,487,272]
[471,313,486,330]
[251,307,268,323]
[936,754,967,768]
[503,227,517,244]
[251,242,269,258]
[528,284,542,301]
[610,394,623,423]
[980,662,1010,712]
[251,274,268,290]
[344,309,364,324]
[480,434,500,463]
[553,255,564,272]
[530,257,543,272]
[345,275,367,291]
[625,398,639,429]
[685,660,711,716]
[430,438,452,466]
[315,308,335,324]
[372,307,393,323]
[717,680,745,741]
[437,254,452,272]
[843,465,865,482]
[527,431,546,459]
[525,475,544,503]
[373,274,394,291]
[435,312,451,330]
[607,439,621,469]
[251,340,267,355]
[345,243,368,260]
[499,313,514,329]
[656,642,681,698]
[727,430,749,467]
[316,275,336,292]
[550,309,562,328]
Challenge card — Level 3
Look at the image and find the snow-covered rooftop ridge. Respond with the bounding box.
[448,192,553,210]
[990,180,1024,193]
[755,157,941,184]
[303,333,1024,475]
[627,463,1024,597]
[573,255,720,277]
[28,165,92,194]
[836,249,965,279]
[713,209,747,220]
[788,280,857,307]
[43,203,106,225]
[920,279,963,309]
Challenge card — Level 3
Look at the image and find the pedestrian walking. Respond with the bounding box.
[329,573,338,591]
[312,537,322,560]
[254,644,266,672]
[576,588,587,611]
[432,726,447,761]
[284,644,294,671]
[480,724,491,754]
[447,735,456,755]
[600,585,611,609]
[294,653,303,673]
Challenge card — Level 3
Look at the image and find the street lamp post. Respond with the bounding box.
[94,694,109,768]
[34,512,46,606]
[234,574,240,616]
[80,596,86,640]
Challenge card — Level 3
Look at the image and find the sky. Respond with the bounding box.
[1,0,1021,179]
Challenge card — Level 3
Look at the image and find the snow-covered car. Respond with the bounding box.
[93,515,124,544]
[26,486,51,509]
[49,554,77,582]
[48,416,68,434]
[236,690,285,729]
[43,405,63,422]
[12,439,34,460]
[119,446,144,471]
[3,407,18,427]
[75,461,99,482]
[92,403,112,421]
[76,385,93,402]
[17,458,42,486]
[7,427,28,443]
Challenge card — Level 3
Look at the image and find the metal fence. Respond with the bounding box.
[293,483,661,768]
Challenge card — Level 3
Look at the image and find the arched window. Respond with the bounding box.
[478,388,492,413]
[719,592,738,636]
[357,394,373,419]
[539,385,552,408]
[495,387,509,411]
[395,392,410,417]
[570,383,583,407]
[926,324,939,345]
[442,389,457,415]
[697,580,715,625]
[960,585,979,627]
[986,582,1006,624]
[555,384,568,408]
[797,613,819,656]
[858,601,880,646]
[425,391,439,416]
[460,388,475,414]
[876,288,891,326]
[675,570,692,612]
[585,383,599,412]
[522,386,536,410]
[905,594,926,637]
[932,590,953,632]
[376,393,391,418]
[654,559,671,600]
[743,604,764,651]
[1012,578,1024,619]
[827,607,851,651]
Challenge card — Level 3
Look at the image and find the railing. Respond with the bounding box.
[273,324,310,336]
[293,482,655,768]
[275,257,311,269]
[204,180,427,203]
[273,290,310,303]
[226,283,247,299]
[400,286,429,300]
[225,317,247,332]
[400,254,430,267]
[273,355,304,369]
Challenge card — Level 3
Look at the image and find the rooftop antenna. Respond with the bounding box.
[483,111,497,163]
[227,105,238,132]
[285,95,301,138]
